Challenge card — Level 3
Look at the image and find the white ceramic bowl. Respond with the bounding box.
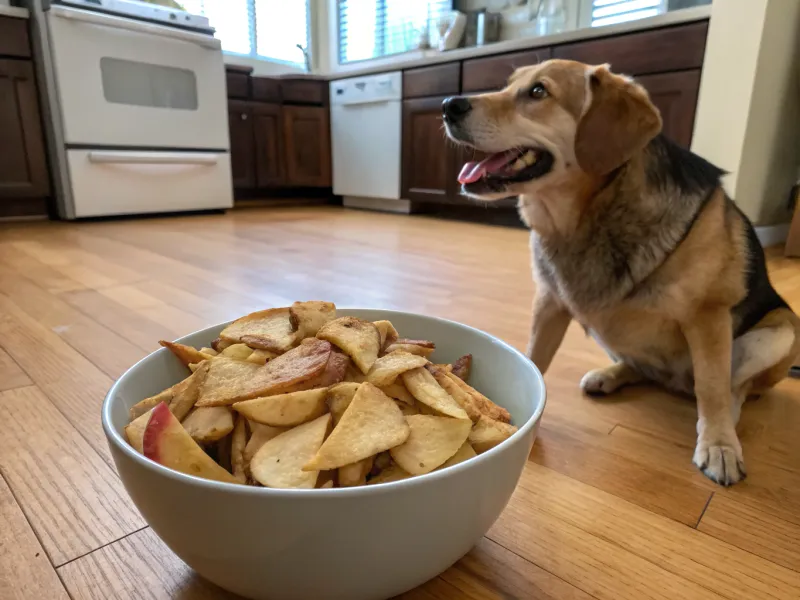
[103,309,546,600]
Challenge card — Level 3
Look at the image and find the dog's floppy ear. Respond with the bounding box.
[574,65,662,175]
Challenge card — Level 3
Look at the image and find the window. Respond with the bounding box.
[178,0,310,67]
[338,0,451,64]
[589,0,666,27]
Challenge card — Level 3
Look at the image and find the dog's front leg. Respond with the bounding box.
[527,289,571,375]
[682,308,746,486]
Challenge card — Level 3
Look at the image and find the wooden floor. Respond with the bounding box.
[0,206,799,600]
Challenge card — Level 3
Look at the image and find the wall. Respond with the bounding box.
[691,0,800,226]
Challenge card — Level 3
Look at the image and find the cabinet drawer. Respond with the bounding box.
[462,48,551,93]
[0,17,30,58]
[553,21,708,76]
[226,71,250,99]
[403,62,460,98]
[280,80,326,105]
[252,77,281,103]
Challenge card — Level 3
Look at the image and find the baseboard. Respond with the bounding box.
[342,197,411,214]
[755,223,790,248]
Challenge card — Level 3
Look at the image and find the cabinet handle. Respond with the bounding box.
[241,113,248,120]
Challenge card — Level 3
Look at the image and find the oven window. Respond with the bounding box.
[100,58,198,110]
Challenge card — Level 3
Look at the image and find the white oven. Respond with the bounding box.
[32,1,233,218]
[47,5,228,149]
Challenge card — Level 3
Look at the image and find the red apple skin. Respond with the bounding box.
[141,401,238,484]
[142,401,172,463]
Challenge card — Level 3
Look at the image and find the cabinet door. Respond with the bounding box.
[637,70,701,148]
[253,103,284,187]
[282,106,331,187]
[402,96,458,203]
[228,100,255,189]
[0,59,49,198]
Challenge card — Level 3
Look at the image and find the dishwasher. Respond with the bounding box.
[330,72,410,213]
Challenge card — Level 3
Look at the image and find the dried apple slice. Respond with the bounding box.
[427,364,481,423]
[390,415,472,475]
[383,339,435,358]
[338,456,374,487]
[304,383,408,471]
[196,339,332,407]
[379,380,415,405]
[469,415,517,453]
[439,441,477,470]
[290,301,336,339]
[233,388,328,427]
[219,307,296,353]
[159,340,210,367]
[219,343,255,361]
[366,351,428,387]
[326,382,360,424]
[246,349,277,365]
[250,414,331,489]
[230,415,248,483]
[451,354,472,381]
[401,367,469,420]
[317,317,380,374]
[243,422,288,466]
[442,370,511,424]
[125,408,153,453]
[142,402,239,484]
[181,406,234,444]
[367,464,411,485]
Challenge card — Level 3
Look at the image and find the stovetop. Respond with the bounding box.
[52,0,214,33]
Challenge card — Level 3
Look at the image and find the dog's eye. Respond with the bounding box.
[529,83,548,100]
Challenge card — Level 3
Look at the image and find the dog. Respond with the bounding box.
[442,59,800,486]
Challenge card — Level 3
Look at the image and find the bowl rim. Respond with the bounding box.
[102,308,546,498]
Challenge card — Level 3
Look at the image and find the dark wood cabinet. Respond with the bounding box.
[253,103,284,187]
[227,100,255,189]
[637,70,701,148]
[462,48,552,93]
[282,106,331,187]
[0,59,49,199]
[402,96,458,203]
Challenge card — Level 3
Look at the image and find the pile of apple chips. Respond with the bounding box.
[125,301,518,489]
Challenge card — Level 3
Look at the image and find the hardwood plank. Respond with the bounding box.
[531,420,712,526]
[57,528,239,600]
[0,345,31,392]
[605,425,800,527]
[0,386,145,566]
[60,289,179,353]
[439,537,594,600]
[698,495,800,573]
[0,265,146,379]
[489,488,724,600]
[0,473,70,600]
[0,242,86,294]
[0,294,115,462]
[497,463,800,600]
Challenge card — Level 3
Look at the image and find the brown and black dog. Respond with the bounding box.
[443,59,800,486]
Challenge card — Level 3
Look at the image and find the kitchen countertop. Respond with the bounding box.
[328,4,711,80]
[0,4,29,18]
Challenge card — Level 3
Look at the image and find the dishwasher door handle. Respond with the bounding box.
[339,98,397,108]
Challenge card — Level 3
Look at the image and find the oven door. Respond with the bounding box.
[47,5,228,150]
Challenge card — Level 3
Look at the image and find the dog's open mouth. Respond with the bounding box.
[458,148,554,191]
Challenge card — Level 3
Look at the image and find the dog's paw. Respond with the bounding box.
[580,368,623,396]
[693,439,746,486]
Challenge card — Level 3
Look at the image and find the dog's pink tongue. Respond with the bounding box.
[457,151,515,184]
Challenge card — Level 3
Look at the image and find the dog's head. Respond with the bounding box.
[443,59,662,200]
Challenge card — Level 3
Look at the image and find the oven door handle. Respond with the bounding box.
[88,151,222,165]
[50,5,222,50]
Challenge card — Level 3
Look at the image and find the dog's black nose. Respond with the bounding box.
[442,96,472,122]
